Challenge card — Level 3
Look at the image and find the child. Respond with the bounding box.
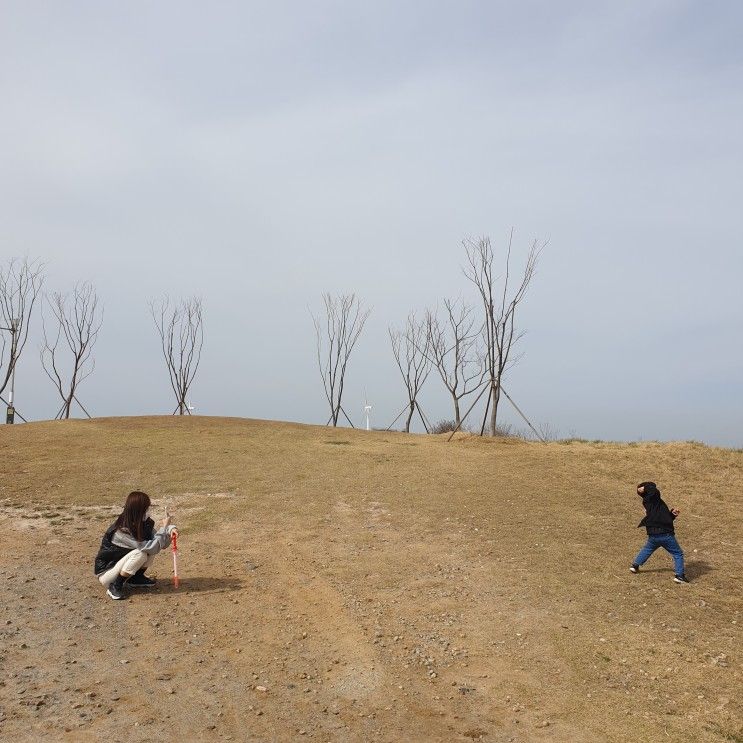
[631,481,689,583]
[94,490,178,600]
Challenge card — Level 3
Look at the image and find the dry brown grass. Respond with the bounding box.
[1,416,741,742]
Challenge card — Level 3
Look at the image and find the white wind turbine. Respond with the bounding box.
[363,391,372,431]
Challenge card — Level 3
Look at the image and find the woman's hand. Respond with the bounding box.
[158,515,172,529]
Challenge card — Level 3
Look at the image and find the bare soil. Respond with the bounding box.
[0,416,741,742]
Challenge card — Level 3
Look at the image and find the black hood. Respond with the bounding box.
[638,481,659,499]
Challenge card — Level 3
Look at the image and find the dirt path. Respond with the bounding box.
[2,491,740,743]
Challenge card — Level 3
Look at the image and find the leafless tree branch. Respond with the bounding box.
[39,282,102,419]
[0,257,45,398]
[389,312,431,433]
[425,298,487,428]
[150,296,204,415]
[462,232,545,436]
[310,293,370,427]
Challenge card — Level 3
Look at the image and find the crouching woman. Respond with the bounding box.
[94,490,177,600]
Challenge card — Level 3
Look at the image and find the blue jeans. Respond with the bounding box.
[634,533,685,575]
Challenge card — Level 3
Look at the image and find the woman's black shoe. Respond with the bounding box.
[107,576,126,600]
[128,570,156,587]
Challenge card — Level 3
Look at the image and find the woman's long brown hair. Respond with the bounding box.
[113,491,151,541]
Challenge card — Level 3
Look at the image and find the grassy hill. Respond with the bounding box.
[1,416,741,742]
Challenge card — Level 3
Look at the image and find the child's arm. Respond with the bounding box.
[662,497,680,519]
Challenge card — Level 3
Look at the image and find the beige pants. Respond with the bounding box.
[97,550,155,587]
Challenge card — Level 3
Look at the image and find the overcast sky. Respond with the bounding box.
[1,1,741,446]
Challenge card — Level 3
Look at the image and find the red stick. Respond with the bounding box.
[171,530,180,589]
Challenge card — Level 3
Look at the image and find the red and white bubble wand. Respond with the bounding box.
[166,505,180,589]
[171,529,180,589]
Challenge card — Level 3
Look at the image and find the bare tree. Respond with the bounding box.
[150,297,204,415]
[389,312,432,433]
[311,293,370,427]
[40,282,103,419]
[425,298,486,428]
[463,232,544,436]
[0,258,45,404]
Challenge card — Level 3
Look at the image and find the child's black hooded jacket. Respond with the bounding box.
[637,482,676,535]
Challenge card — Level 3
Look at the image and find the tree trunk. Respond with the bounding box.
[405,401,415,433]
[489,382,497,436]
[490,381,502,436]
[453,396,461,429]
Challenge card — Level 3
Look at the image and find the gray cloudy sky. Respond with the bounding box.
[1,1,741,446]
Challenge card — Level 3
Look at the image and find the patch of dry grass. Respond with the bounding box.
[0,416,741,742]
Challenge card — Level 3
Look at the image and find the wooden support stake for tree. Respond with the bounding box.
[0,395,27,422]
[500,386,546,443]
[386,403,410,431]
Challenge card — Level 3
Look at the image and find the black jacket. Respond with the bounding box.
[94,517,159,575]
[637,482,676,535]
